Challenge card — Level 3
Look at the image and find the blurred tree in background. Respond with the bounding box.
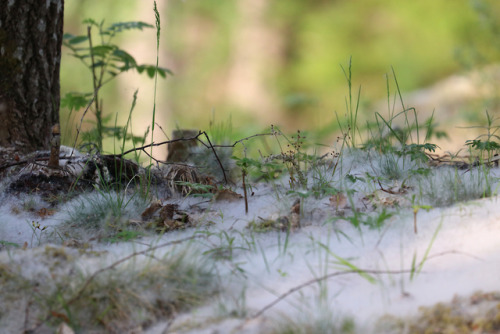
[60,0,500,152]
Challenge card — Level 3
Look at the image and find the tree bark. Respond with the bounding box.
[0,0,64,153]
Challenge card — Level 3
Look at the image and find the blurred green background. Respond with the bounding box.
[61,0,500,157]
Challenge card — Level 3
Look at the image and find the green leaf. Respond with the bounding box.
[107,21,154,34]
[91,61,106,68]
[146,66,156,78]
[136,65,173,78]
[466,139,500,151]
[112,49,137,69]
[157,68,166,78]
[318,242,377,284]
[158,66,174,76]
[68,35,89,45]
[0,240,20,248]
[61,92,92,111]
[91,45,114,57]
[82,18,100,27]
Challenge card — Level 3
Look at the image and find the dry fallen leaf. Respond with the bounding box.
[214,189,243,202]
[291,199,300,215]
[159,204,178,221]
[37,207,55,218]
[141,200,162,221]
[329,193,348,210]
[51,310,70,323]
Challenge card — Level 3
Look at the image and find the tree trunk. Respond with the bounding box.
[0,0,64,153]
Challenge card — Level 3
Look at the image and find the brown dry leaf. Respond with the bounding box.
[162,164,202,195]
[159,204,178,221]
[329,193,348,210]
[276,216,290,232]
[161,214,190,231]
[141,200,162,221]
[62,239,83,248]
[290,213,300,230]
[37,207,56,218]
[291,199,300,215]
[51,310,70,323]
[380,196,399,206]
[163,219,183,230]
[214,189,243,202]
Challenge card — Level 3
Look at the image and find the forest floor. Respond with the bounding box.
[1,146,500,334]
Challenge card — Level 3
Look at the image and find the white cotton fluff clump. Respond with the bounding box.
[412,166,497,207]
[0,241,218,333]
[0,193,59,248]
[3,147,500,333]
[59,145,83,157]
[56,191,150,240]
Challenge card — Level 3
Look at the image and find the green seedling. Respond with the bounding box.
[317,242,376,284]
[411,204,433,234]
[410,220,442,281]
[0,240,20,249]
[464,110,500,165]
[29,220,48,247]
[62,18,171,152]
[338,56,362,149]
[175,181,215,198]
[103,229,144,243]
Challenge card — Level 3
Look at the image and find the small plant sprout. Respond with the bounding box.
[464,110,500,164]
[62,17,171,152]
[410,220,442,282]
[29,220,48,247]
[411,195,433,234]
[339,56,362,148]
[233,155,254,214]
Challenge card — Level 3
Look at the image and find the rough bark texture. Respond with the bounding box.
[0,0,64,153]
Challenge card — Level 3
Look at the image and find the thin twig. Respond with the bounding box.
[87,25,102,150]
[116,133,203,158]
[71,95,95,156]
[211,132,274,148]
[424,250,484,262]
[26,235,203,333]
[233,268,414,333]
[202,131,228,184]
[116,132,275,158]
[242,169,248,214]
[377,179,405,195]
[65,235,202,306]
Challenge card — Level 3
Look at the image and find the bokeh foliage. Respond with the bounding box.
[61,0,500,148]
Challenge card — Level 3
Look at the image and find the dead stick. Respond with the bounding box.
[71,95,95,156]
[202,131,228,184]
[48,124,61,168]
[242,169,248,214]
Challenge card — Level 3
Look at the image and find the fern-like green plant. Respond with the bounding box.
[62,18,172,152]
